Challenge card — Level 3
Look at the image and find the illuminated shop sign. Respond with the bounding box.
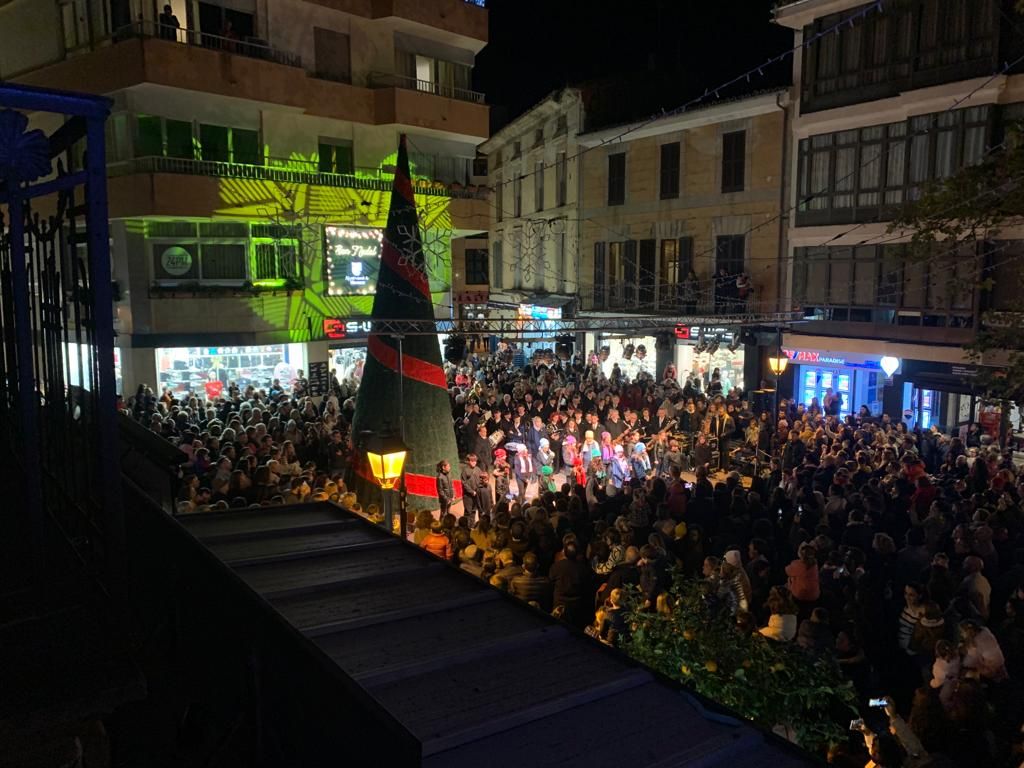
[782,348,891,371]
[323,318,374,340]
[324,226,383,296]
[517,304,562,320]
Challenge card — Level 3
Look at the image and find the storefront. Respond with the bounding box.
[674,326,745,393]
[155,344,307,396]
[896,360,1006,433]
[781,347,896,418]
[322,316,372,383]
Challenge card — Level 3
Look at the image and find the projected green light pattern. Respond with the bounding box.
[210,151,453,343]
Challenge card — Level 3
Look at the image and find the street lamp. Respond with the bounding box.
[767,354,789,376]
[364,428,408,536]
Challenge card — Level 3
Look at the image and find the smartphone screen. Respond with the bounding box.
[869,698,886,708]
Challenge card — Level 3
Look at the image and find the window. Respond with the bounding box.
[659,239,679,306]
[660,142,680,199]
[791,242,982,325]
[314,28,351,83]
[395,49,472,98]
[495,174,503,223]
[535,161,544,212]
[165,119,194,159]
[555,228,567,293]
[60,0,89,51]
[512,232,523,288]
[199,124,261,164]
[608,152,626,205]
[252,242,298,281]
[513,176,522,217]
[593,242,606,307]
[150,220,252,285]
[491,240,503,290]
[796,106,991,224]
[609,241,626,306]
[622,240,638,306]
[721,131,746,193]
[465,248,489,285]
[639,239,656,307]
[802,0,997,112]
[135,115,163,158]
[318,140,354,175]
[534,128,544,146]
[556,151,567,206]
[715,234,745,275]
[232,129,260,165]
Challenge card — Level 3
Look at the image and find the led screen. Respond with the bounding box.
[325,226,383,296]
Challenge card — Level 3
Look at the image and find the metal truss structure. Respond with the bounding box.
[365,311,804,336]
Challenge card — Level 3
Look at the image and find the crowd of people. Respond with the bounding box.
[127,340,1024,766]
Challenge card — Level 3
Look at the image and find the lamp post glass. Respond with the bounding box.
[364,431,407,533]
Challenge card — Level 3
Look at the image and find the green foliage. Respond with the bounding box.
[619,576,857,753]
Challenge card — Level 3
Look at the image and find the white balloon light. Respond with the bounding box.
[880,356,900,377]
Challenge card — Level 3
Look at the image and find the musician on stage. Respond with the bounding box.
[468,422,493,470]
[658,438,686,478]
[604,408,626,441]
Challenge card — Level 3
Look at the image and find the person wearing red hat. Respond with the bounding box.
[492,448,510,501]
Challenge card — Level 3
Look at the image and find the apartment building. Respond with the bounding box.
[475,87,583,355]
[577,91,789,389]
[0,0,489,396]
[774,0,1024,430]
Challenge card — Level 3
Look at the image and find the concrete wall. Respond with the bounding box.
[0,0,63,77]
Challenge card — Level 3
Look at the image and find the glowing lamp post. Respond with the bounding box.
[364,429,407,535]
[767,342,789,430]
[767,355,789,376]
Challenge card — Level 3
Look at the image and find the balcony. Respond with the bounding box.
[109,155,489,198]
[15,29,485,137]
[113,19,302,68]
[368,71,485,104]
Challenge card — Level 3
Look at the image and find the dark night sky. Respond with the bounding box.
[474,0,794,131]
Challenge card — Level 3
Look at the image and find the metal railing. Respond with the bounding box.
[107,155,490,199]
[368,71,485,104]
[113,19,302,69]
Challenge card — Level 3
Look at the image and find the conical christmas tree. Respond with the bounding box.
[351,134,461,516]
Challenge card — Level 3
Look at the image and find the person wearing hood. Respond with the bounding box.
[609,444,633,494]
[631,441,653,481]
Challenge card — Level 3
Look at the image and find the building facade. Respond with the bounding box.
[774,0,1024,432]
[577,91,790,391]
[0,0,489,396]
[475,88,584,356]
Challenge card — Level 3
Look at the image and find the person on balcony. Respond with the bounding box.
[158,5,179,41]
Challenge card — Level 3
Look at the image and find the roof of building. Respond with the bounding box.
[177,502,817,767]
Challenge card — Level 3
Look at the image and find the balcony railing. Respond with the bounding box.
[368,72,485,104]
[108,155,490,199]
[113,20,302,69]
